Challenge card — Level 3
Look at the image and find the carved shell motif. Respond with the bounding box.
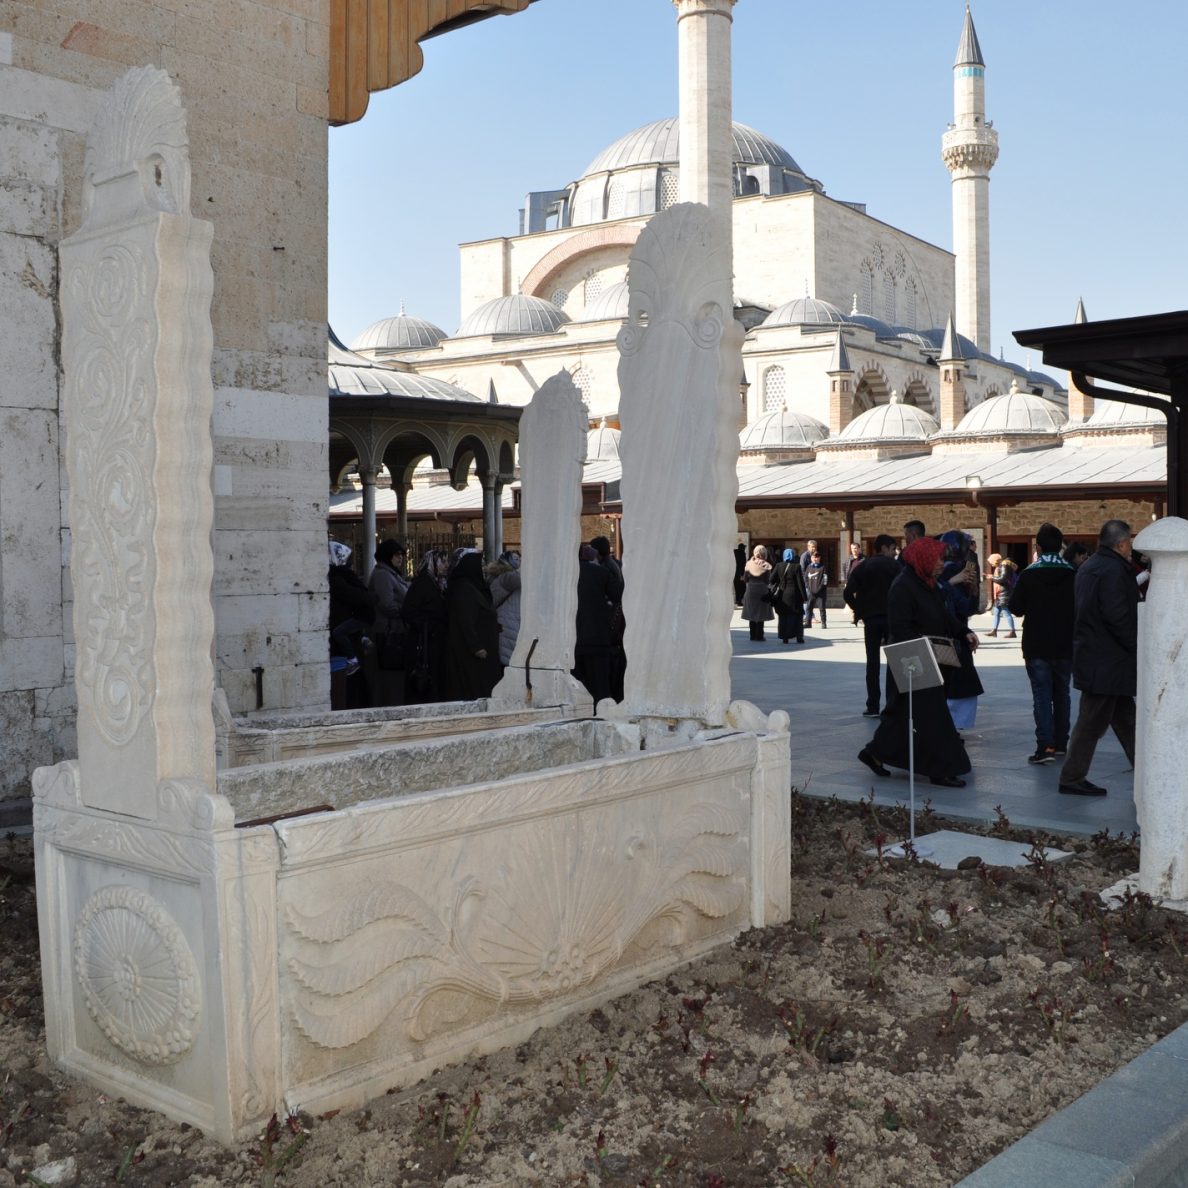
[284,802,746,1050]
[83,65,190,226]
[73,886,201,1065]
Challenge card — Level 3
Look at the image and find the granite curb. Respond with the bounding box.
[957,1021,1188,1186]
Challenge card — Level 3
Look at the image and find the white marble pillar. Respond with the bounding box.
[59,66,216,818]
[493,478,505,558]
[489,373,592,712]
[360,467,377,578]
[480,473,498,563]
[1133,516,1188,900]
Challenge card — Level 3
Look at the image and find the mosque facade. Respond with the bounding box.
[333,7,1163,576]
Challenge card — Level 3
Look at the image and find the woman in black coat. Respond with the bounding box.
[401,548,448,702]
[741,545,775,641]
[443,551,502,701]
[858,537,975,788]
[769,548,808,644]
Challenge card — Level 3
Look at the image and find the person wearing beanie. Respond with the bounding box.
[1008,523,1076,765]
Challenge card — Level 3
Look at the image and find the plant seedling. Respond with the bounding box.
[937,989,970,1036]
[256,1112,308,1187]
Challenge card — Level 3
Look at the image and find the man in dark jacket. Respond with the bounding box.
[1009,522,1076,765]
[1057,520,1138,796]
[573,544,625,707]
[844,534,898,716]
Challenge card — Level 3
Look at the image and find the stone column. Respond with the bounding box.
[493,478,505,558]
[59,67,216,818]
[480,472,498,563]
[360,466,377,578]
[489,372,592,712]
[1132,516,1188,901]
[395,481,409,540]
[674,0,736,232]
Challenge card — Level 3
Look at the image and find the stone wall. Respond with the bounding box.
[0,4,332,801]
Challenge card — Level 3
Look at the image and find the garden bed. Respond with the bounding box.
[3,792,1183,1187]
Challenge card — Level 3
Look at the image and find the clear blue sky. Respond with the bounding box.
[328,0,1187,370]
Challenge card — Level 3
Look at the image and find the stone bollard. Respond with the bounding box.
[1133,516,1188,901]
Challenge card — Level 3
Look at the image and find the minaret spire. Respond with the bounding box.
[942,4,997,354]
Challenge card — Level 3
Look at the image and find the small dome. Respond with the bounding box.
[351,310,446,353]
[1085,398,1163,427]
[955,381,1065,435]
[458,294,571,338]
[762,296,846,329]
[581,281,629,322]
[587,418,621,460]
[740,406,829,449]
[846,312,896,337]
[840,392,939,441]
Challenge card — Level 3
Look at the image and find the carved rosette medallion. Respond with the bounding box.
[73,887,201,1065]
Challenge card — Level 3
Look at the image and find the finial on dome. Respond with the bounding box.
[399,299,406,316]
[889,390,902,405]
[598,416,608,428]
[804,279,810,298]
[851,294,859,316]
[1009,378,1021,394]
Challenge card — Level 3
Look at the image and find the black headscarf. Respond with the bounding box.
[446,551,491,603]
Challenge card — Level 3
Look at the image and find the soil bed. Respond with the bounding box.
[2,792,1185,1187]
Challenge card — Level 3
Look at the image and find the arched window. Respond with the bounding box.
[584,271,604,304]
[883,272,896,323]
[659,171,679,210]
[763,365,786,412]
[606,177,626,220]
[903,279,917,330]
[572,367,592,408]
[859,261,874,315]
[550,288,569,311]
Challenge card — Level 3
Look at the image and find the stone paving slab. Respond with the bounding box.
[957,1027,1188,1186]
[729,610,1138,838]
[875,829,1072,869]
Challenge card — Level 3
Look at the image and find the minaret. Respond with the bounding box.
[942,5,997,354]
[1066,297,1095,422]
[827,328,855,435]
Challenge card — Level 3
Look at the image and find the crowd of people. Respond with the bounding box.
[327,534,625,710]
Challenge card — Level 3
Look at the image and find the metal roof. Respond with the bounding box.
[351,312,447,353]
[328,329,481,401]
[581,118,803,179]
[457,294,571,338]
[955,6,985,67]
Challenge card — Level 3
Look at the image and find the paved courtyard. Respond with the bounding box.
[729,608,1138,838]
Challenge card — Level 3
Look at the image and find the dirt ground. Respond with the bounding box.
[3,793,1184,1188]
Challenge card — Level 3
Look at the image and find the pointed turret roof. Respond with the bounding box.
[940,313,965,362]
[1074,297,1087,324]
[954,5,985,67]
[827,328,852,373]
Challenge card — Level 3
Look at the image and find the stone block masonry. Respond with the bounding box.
[0,3,333,798]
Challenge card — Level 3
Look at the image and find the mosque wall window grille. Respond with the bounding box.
[763,365,786,413]
[859,262,874,315]
[904,279,918,330]
[584,271,604,304]
[659,170,679,211]
[883,272,896,324]
[550,288,569,311]
[606,177,626,221]
[572,367,593,408]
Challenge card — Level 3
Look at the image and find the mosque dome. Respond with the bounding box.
[954,381,1065,435]
[762,296,846,329]
[350,309,446,353]
[587,418,621,461]
[740,406,829,449]
[581,281,629,322]
[839,392,939,441]
[567,118,821,228]
[457,294,571,338]
[846,312,896,337]
[1083,398,1162,427]
[327,328,480,400]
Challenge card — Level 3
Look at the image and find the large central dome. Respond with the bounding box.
[567,117,820,228]
[581,117,804,179]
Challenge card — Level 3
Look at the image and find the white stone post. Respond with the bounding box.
[489,372,593,712]
[60,67,217,818]
[360,466,377,578]
[481,472,498,563]
[1133,516,1188,901]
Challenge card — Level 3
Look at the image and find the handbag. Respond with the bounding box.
[927,636,962,667]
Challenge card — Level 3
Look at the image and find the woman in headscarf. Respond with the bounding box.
[858,536,975,788]
[769,547,808,644]
[443,551,502,700]
[485,550,522,667]
[368,539,409,671]
[741,545,775,641]
[401,548,448,702]
[937,530,984,729]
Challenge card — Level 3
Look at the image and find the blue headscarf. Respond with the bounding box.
[783,548,795,562]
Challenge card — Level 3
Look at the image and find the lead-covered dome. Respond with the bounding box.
[955,382,1065,435]
[587,418,621,461]
[457,294,571,338]
[581,281,629,322]
[568,118,821,227]
[351,310,446,353]
[840,394,938,441]
[328,329,479,400]
[1084,398,1163,427]
[762,296,846,329]
[741,406,829,449]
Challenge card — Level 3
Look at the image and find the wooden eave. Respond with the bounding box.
[330,0,537,126]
